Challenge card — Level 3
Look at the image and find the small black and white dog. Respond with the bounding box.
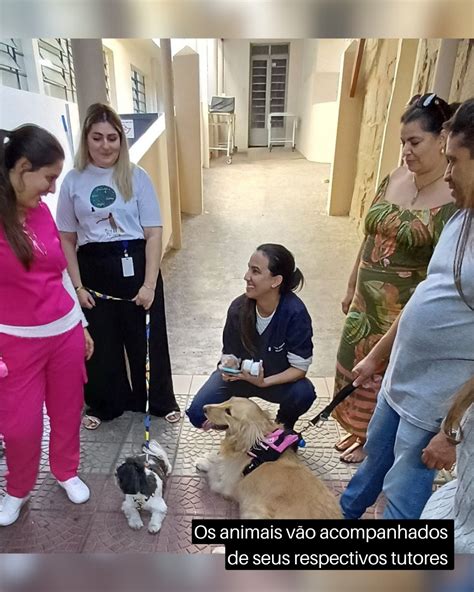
[115,440,172,534]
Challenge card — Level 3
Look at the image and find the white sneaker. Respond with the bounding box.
[58,477,90,504]
[0,494,27,526]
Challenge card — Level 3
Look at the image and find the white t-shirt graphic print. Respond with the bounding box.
[57,163,162,245]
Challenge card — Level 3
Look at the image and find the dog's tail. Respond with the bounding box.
[143,440,172,475]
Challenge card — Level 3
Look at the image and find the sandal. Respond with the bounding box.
[334,433,358,452]
[82,415,101,430]
[340,439,366,464]
[164,411,181,424]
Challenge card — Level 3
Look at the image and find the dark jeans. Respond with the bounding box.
[186,370,316,430]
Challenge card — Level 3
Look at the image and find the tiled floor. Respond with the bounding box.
[0,373,386,553]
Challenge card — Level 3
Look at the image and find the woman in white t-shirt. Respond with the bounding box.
[57,103,180,429]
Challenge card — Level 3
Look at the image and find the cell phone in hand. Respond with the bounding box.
[219,366,241,375]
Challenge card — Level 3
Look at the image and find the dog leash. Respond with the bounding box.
[299,382,357,437]
[82,287,152,466]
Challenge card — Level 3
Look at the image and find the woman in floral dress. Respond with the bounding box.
[333,93,458,463]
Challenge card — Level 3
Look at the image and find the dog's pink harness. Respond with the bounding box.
[243,428,303,476]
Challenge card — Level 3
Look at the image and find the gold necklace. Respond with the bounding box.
[411,173,445,206]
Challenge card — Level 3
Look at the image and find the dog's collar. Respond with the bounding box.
[242,428,302,476]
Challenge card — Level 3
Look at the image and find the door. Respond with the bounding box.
[249,43,289,147]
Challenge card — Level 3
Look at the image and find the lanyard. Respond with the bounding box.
[122,240,129,257]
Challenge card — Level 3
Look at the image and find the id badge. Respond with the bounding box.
[121,256,135,277]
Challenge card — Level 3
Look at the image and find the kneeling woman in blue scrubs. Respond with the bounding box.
[186,243,316,430]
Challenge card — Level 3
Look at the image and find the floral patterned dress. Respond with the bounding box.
[333,175,458,439]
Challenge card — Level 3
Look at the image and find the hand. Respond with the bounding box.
[341,286,355,315]
[421,431,456,470]
[77,287,95,309]
[352,355,387,388]
[84,328,94,360]
[237,365,266,387]
[220,364,266,387]
[133,285,155,310]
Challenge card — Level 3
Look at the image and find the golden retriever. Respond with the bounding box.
[196,397,342,519]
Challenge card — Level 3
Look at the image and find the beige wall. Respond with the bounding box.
[411,39,441,96]
[328,41,364,216]
[137,132,173,255]
[449,39,474,102]
[174,48,203,215]
[298,39,349,163]
[102,39,161,113]
[349,39,399,227]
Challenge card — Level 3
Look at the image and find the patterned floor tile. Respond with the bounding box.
[81,511,161,552]
[165,476,238,517]
[173,424,224,476]
[79,413,134,443]
[298,446,358,481]
[4,510,93,553]
[79,442,123,474]
[155,513,219,553]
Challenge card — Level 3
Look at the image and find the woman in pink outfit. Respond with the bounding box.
[0,124,94,527]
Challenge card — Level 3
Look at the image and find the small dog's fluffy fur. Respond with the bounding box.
[115,440,172,534]
[197,397,342,519]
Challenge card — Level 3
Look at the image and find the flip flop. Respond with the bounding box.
[82,415,101,430]
[339,439,366,464]
[164,411,181,424]
[334,433,358,452]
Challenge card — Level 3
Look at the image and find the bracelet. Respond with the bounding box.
[74,285,84,292]
[142,283,155,291]
[440,419,461,445]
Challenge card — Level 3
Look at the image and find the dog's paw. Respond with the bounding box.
[148,522,162,534]
[195,457,210,472]
[127,517,144,530]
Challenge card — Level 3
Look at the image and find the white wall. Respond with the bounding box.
[0,86,80,216]
[222,39,304,151]
[102,39,161,114]
[297,39,350,163]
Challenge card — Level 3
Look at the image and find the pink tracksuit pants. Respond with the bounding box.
[0,324,86,498]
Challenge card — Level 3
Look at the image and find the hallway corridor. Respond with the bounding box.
[1,150,381,554]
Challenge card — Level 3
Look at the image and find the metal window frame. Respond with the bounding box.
[0,38,27,90]
[38,38,76,102]
[131,66,147,113]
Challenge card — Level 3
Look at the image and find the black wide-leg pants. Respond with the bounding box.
[77,239,179,421]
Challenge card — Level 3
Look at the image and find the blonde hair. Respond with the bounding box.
[75,103,134,201]
[443,377,474,443]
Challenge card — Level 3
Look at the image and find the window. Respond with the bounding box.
[0,39,28,90]
[38,38,76,102]
[131,67,146,113]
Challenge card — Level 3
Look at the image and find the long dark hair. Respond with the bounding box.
[444,98,474,310]
[0,125,64,268]
[240,243,305,357]
[401,92,458,133]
